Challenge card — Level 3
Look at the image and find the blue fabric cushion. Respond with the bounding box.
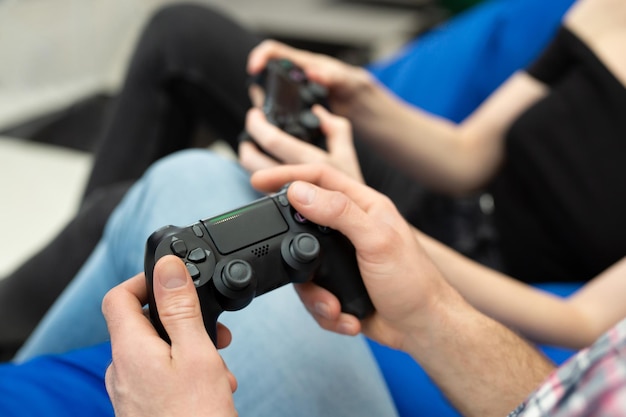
[0,343,114,417]
[368,0,575,122]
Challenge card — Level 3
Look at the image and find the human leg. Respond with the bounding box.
[0,4,262,358]
[10,149,398,416]
[4,292,398,417]
[14,150,261,360]
[8,282,398,416]
[0,183,129,360]
[84,4,261,197]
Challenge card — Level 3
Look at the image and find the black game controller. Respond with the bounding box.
[240,59,328,150]
[145,186,374,344]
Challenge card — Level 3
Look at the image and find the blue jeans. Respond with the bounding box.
[12,149,398,417]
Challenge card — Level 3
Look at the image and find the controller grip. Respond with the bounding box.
[314,236,374,319]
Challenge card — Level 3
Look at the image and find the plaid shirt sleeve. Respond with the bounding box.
[508,318,626,417]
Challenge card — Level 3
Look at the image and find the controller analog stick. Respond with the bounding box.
[290,233,320,263]
[221,260,253,290]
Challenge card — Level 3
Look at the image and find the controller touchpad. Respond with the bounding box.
[203,199,288,254]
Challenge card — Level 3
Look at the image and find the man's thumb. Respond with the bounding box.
[153,256,206,346]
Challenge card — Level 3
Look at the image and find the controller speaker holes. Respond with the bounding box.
[251,244,270,258]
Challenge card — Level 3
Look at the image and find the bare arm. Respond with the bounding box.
[247,39,548,195]
[351,0,626,195]
[343,70,547,195]
[414,228,626,349]
[403,293,554,417]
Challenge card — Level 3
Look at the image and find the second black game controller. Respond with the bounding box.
[240,58,328,150]
[145,185,374,344]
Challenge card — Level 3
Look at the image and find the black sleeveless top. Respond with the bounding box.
[490,27,626,283]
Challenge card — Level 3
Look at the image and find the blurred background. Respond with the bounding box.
[0,0,478,278]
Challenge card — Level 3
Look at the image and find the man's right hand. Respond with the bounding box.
[103,256,238,417]
[251,163,460,351]
[251,163,555,417]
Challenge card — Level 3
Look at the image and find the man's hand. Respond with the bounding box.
[251,164,554,417]
[103,256,238,417]
[251,163,454,350]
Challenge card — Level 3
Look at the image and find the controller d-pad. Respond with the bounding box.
[186,262,201,280]
[171,239,188,258]
[167,235,217,288]
[188,247,207,263]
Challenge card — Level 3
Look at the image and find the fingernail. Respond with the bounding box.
[290,182,315,205]
[159,259,187,289]
[338,320,357,335]
[314,302,332,320]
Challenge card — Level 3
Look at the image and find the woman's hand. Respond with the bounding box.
[239,105,364,183]
[103,256,238,417]
[247,39,375,117]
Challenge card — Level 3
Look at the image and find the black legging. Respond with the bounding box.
[0,4,428,356]
[84,4,261,196]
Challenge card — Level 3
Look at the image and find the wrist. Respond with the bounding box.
[399,287,554,417]
[336,68,382,119]
[399,285,471,355]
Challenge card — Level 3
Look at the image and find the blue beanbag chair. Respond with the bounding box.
[0,343,113,417]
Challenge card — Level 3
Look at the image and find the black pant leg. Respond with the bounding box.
[84,4,262,198]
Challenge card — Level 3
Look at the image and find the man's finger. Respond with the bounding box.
[152,256,215,355]
[251,163,380,210]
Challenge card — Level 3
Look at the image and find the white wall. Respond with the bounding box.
[0,0,174,129]
[0,0,428,130]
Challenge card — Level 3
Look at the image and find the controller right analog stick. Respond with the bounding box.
[290,233,320,263]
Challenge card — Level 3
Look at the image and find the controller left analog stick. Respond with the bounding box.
[221,259,253,290]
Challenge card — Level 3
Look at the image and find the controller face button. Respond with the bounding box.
[188,247,207,263]
[278,59,293,70]
[171,239,188,258]
[288,68,305,82]
[318,225,331,234]
[299,111,320,130]
[192,224,204,237]
[284,124,306,139]
[294,212,308,224]
[186,262,201,280]
[290,233,320,263]
[308,82,328,100]
[221,259,253,290]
